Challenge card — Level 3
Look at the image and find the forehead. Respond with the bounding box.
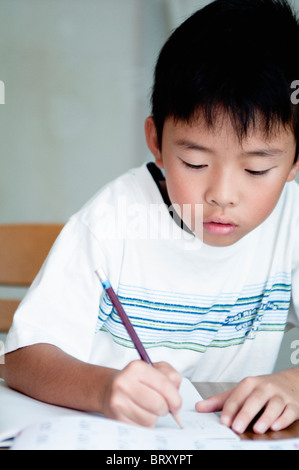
[163,114,296,152]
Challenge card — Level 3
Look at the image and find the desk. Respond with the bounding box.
[194,382,299,441]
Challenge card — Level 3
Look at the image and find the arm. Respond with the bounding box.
[196,368,299,434]
[3,344,182,427]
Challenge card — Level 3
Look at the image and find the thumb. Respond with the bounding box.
[195,388,232,413]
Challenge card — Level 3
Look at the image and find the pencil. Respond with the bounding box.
[95,268,183,429]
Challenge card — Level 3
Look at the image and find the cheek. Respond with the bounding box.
[166,178,196,207]
[164,168,185,203]
[246,185,283,226]
[164,165,201,206]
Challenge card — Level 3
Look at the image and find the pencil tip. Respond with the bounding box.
[172,412,183,429]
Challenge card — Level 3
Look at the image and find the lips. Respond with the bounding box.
[203,218,238,236]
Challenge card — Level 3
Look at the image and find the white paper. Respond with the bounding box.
[9,415,229,450]
[190,438,299,450]
[6,379,238,450]
[0,379,86,442]
[10,416,299,450]
[4,377,299,451]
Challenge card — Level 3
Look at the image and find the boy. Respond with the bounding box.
[3,0,299,435]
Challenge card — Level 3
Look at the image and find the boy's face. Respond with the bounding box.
[145,114,299,247]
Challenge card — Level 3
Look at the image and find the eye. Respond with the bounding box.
[246,169,271,176]
[183,161,207,170]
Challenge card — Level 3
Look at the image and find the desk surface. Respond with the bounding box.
[194,382,299,441]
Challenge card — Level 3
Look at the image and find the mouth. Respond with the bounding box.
[203,218,238,236]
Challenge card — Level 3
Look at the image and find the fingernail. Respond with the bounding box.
[233,419,245,433]
[255,422,267,434]
[271,422,281,431]
[221,415,230,426]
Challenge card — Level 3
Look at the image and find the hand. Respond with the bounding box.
[102,360,182,427]
[195,368,299,434]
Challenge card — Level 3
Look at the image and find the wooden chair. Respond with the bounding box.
[0,224,63,334]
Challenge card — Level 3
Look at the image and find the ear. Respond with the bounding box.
[144,116,163,168]
[286,159,299,182]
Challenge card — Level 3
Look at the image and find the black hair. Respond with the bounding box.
[151,0,299,161]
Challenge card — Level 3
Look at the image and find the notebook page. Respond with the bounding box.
[11,414,239,450]
[9,379,238,449]
[0,376,199,443]
[0,379,86,443]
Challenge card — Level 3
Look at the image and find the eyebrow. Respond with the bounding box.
[175,139,284,157]
[243,148,284,157]
[175,139,213,153]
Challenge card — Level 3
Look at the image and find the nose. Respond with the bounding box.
[205,169,239,208]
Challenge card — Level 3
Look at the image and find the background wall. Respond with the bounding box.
[0,0,210,223]
[0,0,299,368]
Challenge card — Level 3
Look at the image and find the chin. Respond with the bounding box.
[202,233,244,247]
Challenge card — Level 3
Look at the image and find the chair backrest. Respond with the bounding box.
[0,224,63,333]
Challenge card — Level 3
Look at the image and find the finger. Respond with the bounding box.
[116,363,176,415]
[108,378,170,425]
[220,378,257,428]
[131,381,170,416]
[271,404,299,432]
[252,396,286,434]
[111,396,160,428]
[230,388,270,433]
[127,361,182,414]
[146,363,182,413]
[195,389,232,413]
[154,362,182,389]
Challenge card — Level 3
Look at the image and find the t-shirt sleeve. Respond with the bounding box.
[5,215,108,362]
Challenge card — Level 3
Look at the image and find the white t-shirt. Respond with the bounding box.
[5,162,299,382]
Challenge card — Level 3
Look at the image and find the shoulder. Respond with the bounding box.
[284,179,299,200]
[279,180,299,223]
[67,162,156,240]
[254,180,299,251]
[271,180,299,246]
[83,163,151,208]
